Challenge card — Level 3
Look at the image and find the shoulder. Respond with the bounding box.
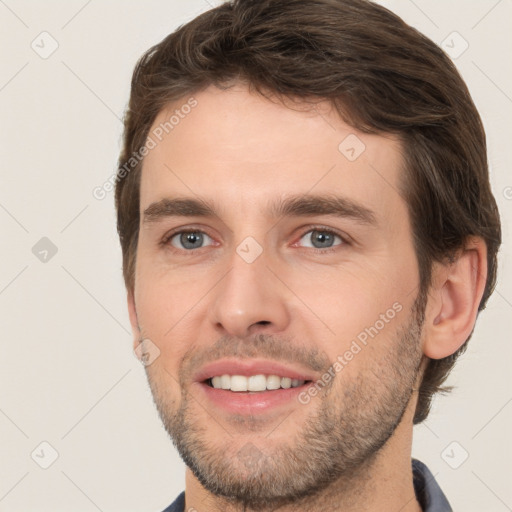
[160,491,185,512]
[412,458,453,512]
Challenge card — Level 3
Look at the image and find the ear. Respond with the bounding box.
[422,236,488,359]
[127,290,141,352]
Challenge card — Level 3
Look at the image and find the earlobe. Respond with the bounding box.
[127,290,141,351]
[422,237,488,360]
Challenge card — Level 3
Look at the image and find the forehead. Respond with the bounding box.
[140,83,406,225]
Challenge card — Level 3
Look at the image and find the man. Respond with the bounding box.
[115,0,501,510]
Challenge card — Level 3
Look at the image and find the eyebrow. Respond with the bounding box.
[143,197,217,224]
[268,194,377,226]
[142,194,378,227]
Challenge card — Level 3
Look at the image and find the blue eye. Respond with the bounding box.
[168,231,214,250]
[298,229,344,249]
[162,227,346,253]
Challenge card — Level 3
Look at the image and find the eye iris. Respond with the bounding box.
[311,230,334,248]
[181,232,203,249]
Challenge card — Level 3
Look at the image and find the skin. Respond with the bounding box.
[127,83,487,512]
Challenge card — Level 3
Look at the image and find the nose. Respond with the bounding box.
[208,246,291,339]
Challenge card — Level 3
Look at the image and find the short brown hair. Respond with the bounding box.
[115,0,501,424]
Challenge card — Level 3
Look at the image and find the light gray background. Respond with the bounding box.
[0,1,511,511]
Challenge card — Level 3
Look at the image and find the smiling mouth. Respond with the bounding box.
[204,374,312,392]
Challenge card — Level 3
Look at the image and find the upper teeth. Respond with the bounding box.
[210,374,306,392]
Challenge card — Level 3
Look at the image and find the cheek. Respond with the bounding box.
[134,262,212,354]
[135,282,196,388]
[283,258,414,360]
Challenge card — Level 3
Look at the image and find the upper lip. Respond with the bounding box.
[193,359,317,383]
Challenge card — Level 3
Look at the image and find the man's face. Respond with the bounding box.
[130,84,426,508]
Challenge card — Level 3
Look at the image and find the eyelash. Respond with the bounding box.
[293,226,348,254]
[160,229,214,252]
[160,225,349,254]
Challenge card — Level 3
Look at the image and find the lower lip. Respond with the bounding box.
[195,381,311,414]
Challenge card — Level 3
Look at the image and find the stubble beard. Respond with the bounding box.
[145,294,426,511]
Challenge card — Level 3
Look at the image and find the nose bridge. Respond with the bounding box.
[209,238,290,337]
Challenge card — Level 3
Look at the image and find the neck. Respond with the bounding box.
[183,398,423,512]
